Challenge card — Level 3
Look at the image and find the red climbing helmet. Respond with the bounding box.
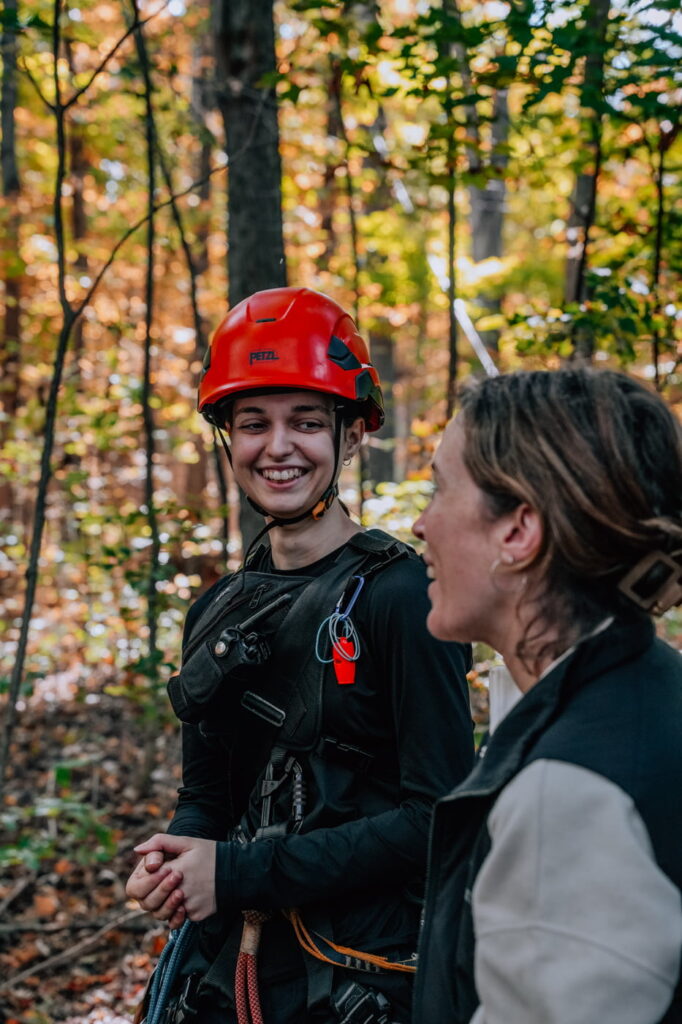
[198,287,384,431]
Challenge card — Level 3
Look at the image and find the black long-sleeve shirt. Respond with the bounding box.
[168,536,473,985]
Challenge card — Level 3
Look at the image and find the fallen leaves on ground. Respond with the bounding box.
[0,694,179,1024]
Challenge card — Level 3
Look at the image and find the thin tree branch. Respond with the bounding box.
[0,873,37,918]
[64,4,169,110]
[17,56,55,112]
[18,7,166,114]
[74,160,227,320]
[156,144,207,352]
[650,126,667,391]
[0,909,146,990]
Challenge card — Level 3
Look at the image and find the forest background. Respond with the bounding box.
[0,0,680,1020]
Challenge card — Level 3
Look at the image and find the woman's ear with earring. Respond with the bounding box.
[495,503,543,570]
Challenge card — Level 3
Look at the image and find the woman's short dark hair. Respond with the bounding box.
[458,368,682,661]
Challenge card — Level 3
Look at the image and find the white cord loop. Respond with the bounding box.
[315,576,364,664]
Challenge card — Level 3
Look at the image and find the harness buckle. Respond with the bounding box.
[241,691,286,727]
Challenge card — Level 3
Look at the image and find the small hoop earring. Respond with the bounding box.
[490,555,526,594]
[343,456,352,467]
[490,554,515,574]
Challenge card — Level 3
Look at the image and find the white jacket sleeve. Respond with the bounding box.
[470,759,681,1024]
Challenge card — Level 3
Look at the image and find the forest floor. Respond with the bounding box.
[0,637,490,1024]
[0,690,181,1024]
[3,610,680,1023]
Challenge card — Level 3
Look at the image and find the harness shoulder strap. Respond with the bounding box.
[248,533,409,749]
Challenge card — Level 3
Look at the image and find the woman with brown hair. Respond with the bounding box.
[126,287,473,1024]
[412,368,682,1024]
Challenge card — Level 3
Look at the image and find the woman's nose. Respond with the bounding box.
[265,423,295,457]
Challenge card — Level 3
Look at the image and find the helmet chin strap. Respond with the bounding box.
[215,405,347,533]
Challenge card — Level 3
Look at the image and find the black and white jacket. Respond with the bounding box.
[413,616,682,1024]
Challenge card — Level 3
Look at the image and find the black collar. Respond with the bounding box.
[446,615,655,802]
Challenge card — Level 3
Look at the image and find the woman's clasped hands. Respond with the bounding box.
[125,835,217,930]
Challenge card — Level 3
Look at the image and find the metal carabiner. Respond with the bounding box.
[335,575,365,621]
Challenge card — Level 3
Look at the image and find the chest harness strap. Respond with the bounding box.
[166,532,415,1020]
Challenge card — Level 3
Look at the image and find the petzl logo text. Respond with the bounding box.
[249,350,280,365]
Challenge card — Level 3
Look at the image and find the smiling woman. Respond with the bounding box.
[412,368,682,1024]
[126,287,474,1024]
[228,391,363,536]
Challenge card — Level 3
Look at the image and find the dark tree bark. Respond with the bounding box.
[64,40,89,371]
[469,90,509,352]
[1,0,21,519]
[444,168,458,420]
[361,90,398,487]
[317,60,343,271]
[441,0,461,420]
[564,0,611,362]
[326,22,398,500]
[191,26,215,277]
[132,9,161,654]
[650,120,679,391]
[365,332,395,486]
[213,0,287,549]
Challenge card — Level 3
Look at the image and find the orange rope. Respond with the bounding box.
[286,909,417,974]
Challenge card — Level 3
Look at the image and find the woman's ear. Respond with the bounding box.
[343,417,365,461]
[497,502,543,569]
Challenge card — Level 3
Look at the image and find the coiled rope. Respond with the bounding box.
[144,919,196,1024]
[235,910,271,1024]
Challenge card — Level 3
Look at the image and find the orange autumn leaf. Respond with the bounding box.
[33,891,60,918]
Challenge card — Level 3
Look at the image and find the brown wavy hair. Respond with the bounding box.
[459,368,682,663]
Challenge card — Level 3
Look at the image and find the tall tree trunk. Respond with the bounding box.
[468,89,509,352]
[317,64,342,270]
[366,332,395,486]
[64,40,89,373]
[0,0,21,520]
[650,132,666,391]
[441,0,461,419]
[364,103,397,487]
[191,25,215,277]
[133,2,162,793]
[445,164,458,420]
[0,0,78,799]
[649,121,679,391]
[564,0,610,362]
[213,0,287,550]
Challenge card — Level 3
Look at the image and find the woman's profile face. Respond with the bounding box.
[229,390,358,520]
[413,419,505,645]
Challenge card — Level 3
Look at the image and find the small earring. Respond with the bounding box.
[343,456,352,466]
[490,553,515,574]
[490,554,527,594]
